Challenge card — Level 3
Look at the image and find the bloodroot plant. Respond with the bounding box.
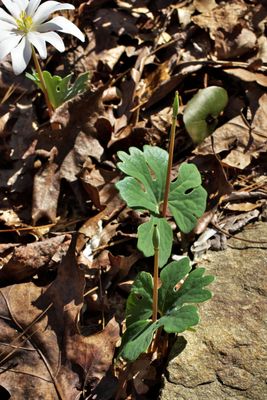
[116,92,219,362]
[0,0,89,117]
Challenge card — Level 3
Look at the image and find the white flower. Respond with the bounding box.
[0,0,85,75]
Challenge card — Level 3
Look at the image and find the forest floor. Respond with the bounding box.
[0,1,266,399]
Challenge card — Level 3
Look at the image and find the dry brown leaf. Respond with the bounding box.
[190,154,233,206]
[32,147,60,224]
[0,208,23,228]
[192,0,249,39]
[60,130,104,183]
[224,68,267,88]
[150,106,172,134]
[67,317,119,393]
[76,193,124,256]
[116,353,157,399]
[224,201,265,212]
[192,0,257,59]
[0,239,119,399]
[0,235,70,282]
[80,161,118,210]
[50,86,106,129]
[193,0,217,13]
[257,35,267,63]
[116,47,151,121]
[108,251,141,283]
[0,240,84,399]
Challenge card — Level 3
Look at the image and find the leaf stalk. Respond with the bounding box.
[31,46,57,128]
[152,225,160,322]
[31,46,54,116]
[162,91,179,218]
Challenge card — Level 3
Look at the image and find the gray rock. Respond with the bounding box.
[160,222,267,400]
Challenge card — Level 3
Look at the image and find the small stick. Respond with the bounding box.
[162,92,179,217]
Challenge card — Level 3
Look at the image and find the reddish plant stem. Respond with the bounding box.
[152,246,159,322]
[31,46,54,118]
[162,92,179,217]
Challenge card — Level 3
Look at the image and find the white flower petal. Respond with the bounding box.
[28,31,47,59]
[39,31,65,52]
[0,7,17,24]
[32,1,74,25]
[0,19,17,32]
[26,0,41,17]
[0,34,22,60]
[11,36,32,75]
[1,0,21,19]
[38,16,85,42]
[0,30,16,42]
[16,0,29,12]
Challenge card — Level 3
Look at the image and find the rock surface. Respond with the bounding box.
[160,222,267,400]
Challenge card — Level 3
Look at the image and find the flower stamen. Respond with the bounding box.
[16,11,33,34]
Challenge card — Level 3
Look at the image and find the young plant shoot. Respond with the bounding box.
[116,93,207,267]
[116,92,215,361]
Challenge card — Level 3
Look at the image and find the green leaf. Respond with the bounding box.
[64,72,90,102]
[116,146,168,214]
[172,267,215,308]
[183,86,228,144]
[120,257,215,361]
[160,305,199,333]
[126,272,153,327]
[119,320,158,361]
[158,258,191,313]
[158,258,214,313]
[120,304,199,361]
[137,216,173,267]
[168,163,207,233]
[26,70,90,109]
[116,146,207,234]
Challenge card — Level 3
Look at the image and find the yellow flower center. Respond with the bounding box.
[16,11,33,33]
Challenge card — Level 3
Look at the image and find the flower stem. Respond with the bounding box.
[31,46,54,118]
[152,225,160,322]
[162,91,179,218]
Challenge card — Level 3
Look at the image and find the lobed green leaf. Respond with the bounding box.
[168,163,207,233]
[126,272,153,327]
[116,146,207,234]
[26,70,90,109]
[120,257,214,361]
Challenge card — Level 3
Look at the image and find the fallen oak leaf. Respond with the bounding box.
[66,317,120,393]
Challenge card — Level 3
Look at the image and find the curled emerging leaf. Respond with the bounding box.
[183,86,228,144]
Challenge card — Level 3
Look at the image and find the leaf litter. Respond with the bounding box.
[0,0,267,398]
